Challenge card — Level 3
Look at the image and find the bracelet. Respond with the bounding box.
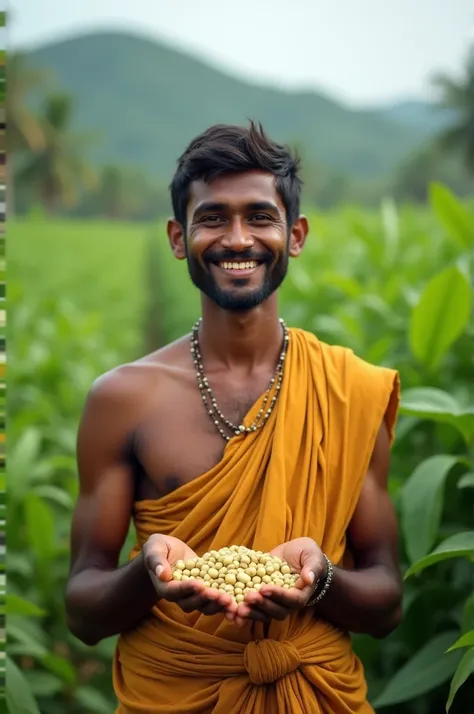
[306,554,333,607]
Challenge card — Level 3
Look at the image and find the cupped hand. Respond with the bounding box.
[230,537,326,626]
[143,534,238,618]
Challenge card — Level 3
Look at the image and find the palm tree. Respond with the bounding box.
[432,45,474,176]
[6,53,52,214]
[17,93,99,214]
[6,53,50,154]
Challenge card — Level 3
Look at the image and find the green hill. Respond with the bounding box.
[25,30,440,180]
[380,99,453,131]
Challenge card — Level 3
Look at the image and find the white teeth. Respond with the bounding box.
[219,261,258,270]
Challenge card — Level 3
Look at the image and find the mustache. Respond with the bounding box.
[204,248,273,264]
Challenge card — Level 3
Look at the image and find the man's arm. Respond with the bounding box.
[312,419,403,638]
[65,370,158,646]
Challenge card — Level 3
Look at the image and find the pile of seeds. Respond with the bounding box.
[172,545,299,603]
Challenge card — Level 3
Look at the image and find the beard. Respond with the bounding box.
[185,244,289,312]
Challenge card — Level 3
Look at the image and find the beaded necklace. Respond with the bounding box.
[190,318,289,441]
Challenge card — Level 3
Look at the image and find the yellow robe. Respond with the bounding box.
[113,327,399,713]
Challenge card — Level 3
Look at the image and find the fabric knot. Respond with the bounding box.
[243,639,301,685]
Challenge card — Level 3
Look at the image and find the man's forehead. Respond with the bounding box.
[189,171,281,207]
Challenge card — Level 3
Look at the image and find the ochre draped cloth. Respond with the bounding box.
[113,328,399,714]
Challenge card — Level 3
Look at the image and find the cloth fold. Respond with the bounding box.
[244,640,299,685]
[113,328,399,713]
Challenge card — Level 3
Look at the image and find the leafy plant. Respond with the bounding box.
[370,184,474,712]
[6,184,474,712]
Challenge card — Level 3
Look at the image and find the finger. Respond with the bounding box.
[176,587,235,615]
[147,562,171,582]
[251,600,289,621]
[300,564,322,588]
[177,592,231,615]
[234,614,248,627]
[163,579,206,601]
[300,554,326,588]
[204,588,236,611]
[201,601,228,616]
[238,592,288,621]
[235,592,270,622]
[201,590,238,617]
[144,545,172,582]
[235,603,271,624]
[177,593,216,614]
[258,584,310,608]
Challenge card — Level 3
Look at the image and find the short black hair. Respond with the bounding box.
[170,120,302,228]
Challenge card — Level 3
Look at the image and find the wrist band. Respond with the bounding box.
[306,554,333,607]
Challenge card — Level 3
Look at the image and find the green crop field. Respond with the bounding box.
[6,185,474,713]
[8,219,149,361]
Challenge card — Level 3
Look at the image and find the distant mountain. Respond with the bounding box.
[24,30,448,180]
[380,100,453,132]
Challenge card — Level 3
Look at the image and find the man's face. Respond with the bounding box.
[179,171,295,311]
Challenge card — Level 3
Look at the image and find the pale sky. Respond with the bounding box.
[7,0,474,106]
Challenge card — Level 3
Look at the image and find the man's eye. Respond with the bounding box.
[203,215,223,223]
[251,214,271,221]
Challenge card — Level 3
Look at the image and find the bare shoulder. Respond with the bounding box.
[84,333,192,416]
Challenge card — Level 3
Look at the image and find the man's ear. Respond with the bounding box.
[167,218,187,260]
[289,215,309,258]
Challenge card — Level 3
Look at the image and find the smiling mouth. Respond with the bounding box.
[218,260,259,271]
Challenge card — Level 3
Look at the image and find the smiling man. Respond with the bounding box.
[65,121,402,714]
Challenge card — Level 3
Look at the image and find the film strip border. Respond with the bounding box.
[0,7,5,700]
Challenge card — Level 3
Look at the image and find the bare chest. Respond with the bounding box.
[133,374,270,500]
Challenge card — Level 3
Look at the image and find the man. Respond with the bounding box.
[65,121,402,714]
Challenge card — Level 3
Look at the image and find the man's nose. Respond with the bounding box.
[220,220,254,250]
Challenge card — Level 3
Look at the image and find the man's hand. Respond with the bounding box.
[228,537,326,626]
[143,534,238,618]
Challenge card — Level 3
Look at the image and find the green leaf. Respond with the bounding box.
[32,484,73,509]
[405,531,474,578]
[447,630,474,652]
[6,553,33,578]
[458,472,474,489]
[401,387,464,415]
[461,594,474,634]
[6,656,41,714]
[75,686,113,714]
[409,265,471,371]
[446,647,474,712]
[8,428,42,501]
[25,493,56,563]
[7,623,48,658]
[5,594,45,617]
[42,653,77,685]
[7,616,48,648]
[26,671,64,698]
[401,455,460,563]
[400,387,474,443]
[380,196,399,263]
[372,630,462,708]
[430,182,474,250]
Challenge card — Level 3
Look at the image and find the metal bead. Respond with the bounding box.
[191,319,288,441]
